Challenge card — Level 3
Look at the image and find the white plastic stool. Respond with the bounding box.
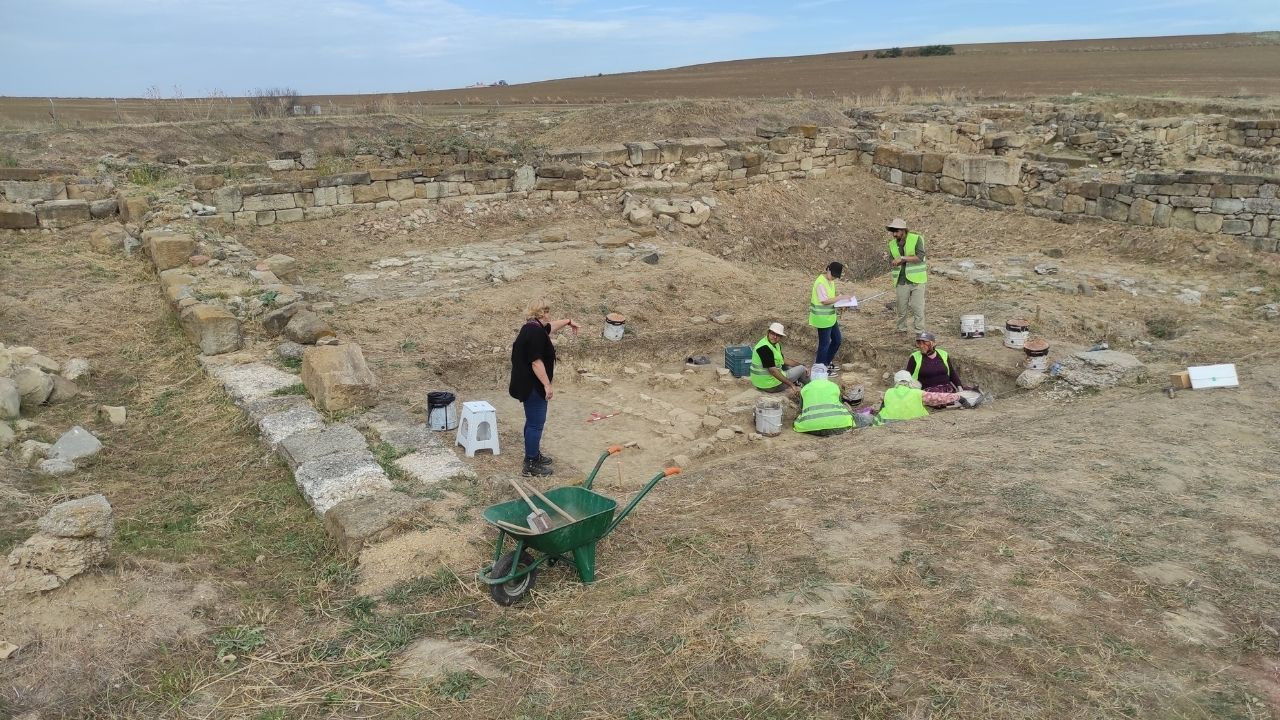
[456,400,500,457]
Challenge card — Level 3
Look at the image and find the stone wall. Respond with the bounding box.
[187,125,861,228]
[0,169,122,230]
[867,141,1280,252]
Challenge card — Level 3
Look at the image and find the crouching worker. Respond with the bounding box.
[905,331,976,408]
[751,322,808,393]
[879,370,974,422]
[793,364,853,436]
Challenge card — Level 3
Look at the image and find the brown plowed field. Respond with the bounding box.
[2,32,1278,127]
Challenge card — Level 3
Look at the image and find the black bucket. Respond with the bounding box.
[427,391,458,431]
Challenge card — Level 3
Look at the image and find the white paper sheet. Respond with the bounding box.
[834,297,858,308]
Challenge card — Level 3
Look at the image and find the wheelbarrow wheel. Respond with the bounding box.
[488,550,538,606]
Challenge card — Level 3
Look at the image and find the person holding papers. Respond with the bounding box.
[808,261,858,371]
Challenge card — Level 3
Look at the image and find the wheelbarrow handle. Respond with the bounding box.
[604,467,678,536]
[583,445,625,490]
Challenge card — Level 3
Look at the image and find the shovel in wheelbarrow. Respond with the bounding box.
[477,445,682,606]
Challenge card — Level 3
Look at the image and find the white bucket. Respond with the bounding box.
[603,313,626,341]
[1003,318,1031,349]
[960,314,986,339]
[1026,354,1048,372]
[754,397,783,436]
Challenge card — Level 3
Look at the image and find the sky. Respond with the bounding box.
[0,0,1277,98]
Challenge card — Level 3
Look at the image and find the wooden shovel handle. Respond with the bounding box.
[494,520,535,535]
[508,478,541,515]
[520,480,577,524]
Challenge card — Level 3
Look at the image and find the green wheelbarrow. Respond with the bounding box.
[478,446,681,606]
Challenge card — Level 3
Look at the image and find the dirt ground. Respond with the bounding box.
[4,112,1280,718]
[2,32,1279,128]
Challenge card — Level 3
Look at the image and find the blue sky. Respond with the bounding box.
[1,0,1277,97]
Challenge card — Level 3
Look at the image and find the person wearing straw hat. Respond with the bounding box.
[808,261,857,370]
[886,217,927,333]
[792,364,853,436]
[750,321,808,394]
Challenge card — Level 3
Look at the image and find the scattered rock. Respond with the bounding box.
[277,341,306,362]
[36,494,113,539]
[715,428,736,441]
[0,423,13,450]
[0,641,17,659]
[47,376,80,403]
[87,223,129,253]
[8,533,110,582]
[98,405,127,426]
[14,367,53,409]
[0,378,19,419]
[17,440,50,466]
[38,457,77,476]
[1175,289,1202,306]
[284,310,337,345]
[61,358,90,382]
[49,425,103,462]
[1017,369,1047,389]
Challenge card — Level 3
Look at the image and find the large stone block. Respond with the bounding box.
[353,181,389,203]
[301,344,379,412]
[1098,197,1130,222]
[323,490,430,555]
[387,179,415,201]
[180,304,243,355]
[89,198,118,219]
[1170,207,1197,229]
[34,200,90,229]
[939,176,967,196]
[258,403,325,450]
[1127,198,1158,226]
[117,193,149,223]
[242,193,295,212]
[280,423,368,471]
[1194,213,1224,233]
[88,223,129,253]
[0,180,65,203]
[146,232,196,271]
[294,450,392,517]
[942,155,1022,185]
[0,202,38,229]
[203,361,300,404]
[988,185,1023,206]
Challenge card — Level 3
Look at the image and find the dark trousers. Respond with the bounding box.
[815,323,842,367]
[522,389,547,459]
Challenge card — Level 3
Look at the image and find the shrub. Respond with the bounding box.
[248,87,299,118]
[918,44,956,56]
[874,47,903,59]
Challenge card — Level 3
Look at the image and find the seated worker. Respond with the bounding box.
[793,364,853,436]
[751,322,809,393]
[878,370,972,422]
[905,331,968,407]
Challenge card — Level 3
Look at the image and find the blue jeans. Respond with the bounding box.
[522,389,548,459]
[815,323,842,367]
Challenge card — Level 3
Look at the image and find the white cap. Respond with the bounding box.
[811,363,827,378]
[893,369,914,385]
[886,217,908,230]
[768,322,786,337]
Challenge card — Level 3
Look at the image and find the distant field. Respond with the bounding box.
[2,32,1279,127]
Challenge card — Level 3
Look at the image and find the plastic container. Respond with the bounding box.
[1023,339,1050,371]
[754,397,783,436]
[603,313,626,341]
[1004,318,1031,349]
[725,345,753,378]
[427,391,458,431]
[960,314,986,339]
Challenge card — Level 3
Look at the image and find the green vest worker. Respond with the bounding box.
[751,322,808,392]
[886,217,927,333]
[793,365,853,435]
[878,370,930,422]
[809,261,853,368]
